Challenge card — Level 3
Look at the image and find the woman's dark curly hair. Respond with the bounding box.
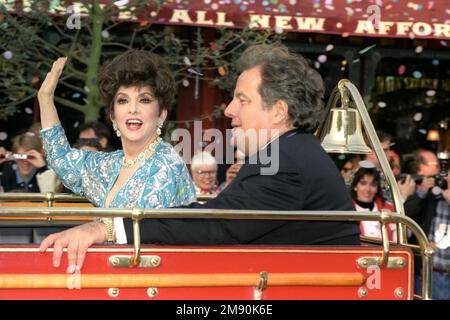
[97,50,175,122]
[237,45,324,133]
[349,167,384,202]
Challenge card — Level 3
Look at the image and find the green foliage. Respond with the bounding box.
[0,0,284,122]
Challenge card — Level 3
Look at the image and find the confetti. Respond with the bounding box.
[377,101,387,108]
[204,0,212,3]
[326,44,334,52]
[182,79,190,87]
[113,0,129,7]
[25,107,33,114]
[314,61,321,69]
[0,132,8,141]
[101,30,110,38]
[31,76,40,85]
[2,51,13,60]
[413,71,422,79]
[342,32,350,38]
[218,66,226,76]
[210,42,218,50]
[289,0,296,4]
[418,129,427,135]
[413,113,423,122]
[274,26,284,34]
[440,41,447,47]
[72,93,81,98]
[359,44,376,54]
[426,90,436,97]
[73,121,80,128]
[211,3,219,10]
[318,55,327,63]
[415,45,423,54]
[398,65,406,75]
[188,68,204,76]
[432,59,440,66]
[183,56,192,66]
[336,22,343,28]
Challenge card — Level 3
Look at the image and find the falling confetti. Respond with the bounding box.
[211,3,219,9]
[336,22,343,28]
[314,61,321,69]
[113,0,129,7]
[377,101,387,108]
[182,79,190,87]
[318,54,327,63]
[73,121,80,128]
[218,66,226,76]
[274,26,284,34]
[432,59,440,66]
[0,132,8,141]
[426,90,436,97]
[415,45,423,54]
[413,113,423,122]
[101,30,110,38]
[2,51,13,60]
[413,71,422,79]
[72,93,81,98]
[398,65,406,75]
[188,68,203,77]
[25,107,33,114]
[425,97,433,104]
[183,56,192,66]
[418,129,427,135]
[359,44,376,55]
[440,41,447,47]
[326,44,334,52]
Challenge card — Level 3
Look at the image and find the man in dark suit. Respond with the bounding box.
[41,44,360,270]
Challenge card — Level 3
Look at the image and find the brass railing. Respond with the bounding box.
[0,205,434,300]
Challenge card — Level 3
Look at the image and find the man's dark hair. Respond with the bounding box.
[409,148,435,174]
[79,121,111,142]
[237,45,324,133]
[376,130,393,144]
[97,50,175,123]
[349,167,384,201]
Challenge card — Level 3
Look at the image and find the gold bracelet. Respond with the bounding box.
[99,218,116,243]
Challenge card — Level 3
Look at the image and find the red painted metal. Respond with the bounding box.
[0,245,413,300]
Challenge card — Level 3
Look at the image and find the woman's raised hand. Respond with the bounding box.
[37,57,67,103]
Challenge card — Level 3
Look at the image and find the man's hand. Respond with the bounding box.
[39,221,108,272]
[398,175,416,200]
[418,176,435,194]
[26,149,46,169]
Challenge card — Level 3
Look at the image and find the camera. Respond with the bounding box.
[399,151,449,190]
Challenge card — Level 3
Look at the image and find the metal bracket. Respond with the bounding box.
[357,256,406,269]
[254,271,268,300]
[109,255,161,268]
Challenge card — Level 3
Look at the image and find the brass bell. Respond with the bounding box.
[320,108,371,154]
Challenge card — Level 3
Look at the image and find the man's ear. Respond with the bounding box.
[271,100,290,126]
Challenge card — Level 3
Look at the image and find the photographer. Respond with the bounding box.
[0,132,58,193]
[402,148,450,299]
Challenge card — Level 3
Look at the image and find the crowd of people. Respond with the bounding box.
[0,44,448,299]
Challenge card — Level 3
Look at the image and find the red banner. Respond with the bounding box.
[5,0,450,40]
[149,0,450,40]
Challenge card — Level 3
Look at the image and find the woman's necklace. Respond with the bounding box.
[122,137,162,169]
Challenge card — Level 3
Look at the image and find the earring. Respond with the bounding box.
[156,119,163,136]
[112,121,121,137]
